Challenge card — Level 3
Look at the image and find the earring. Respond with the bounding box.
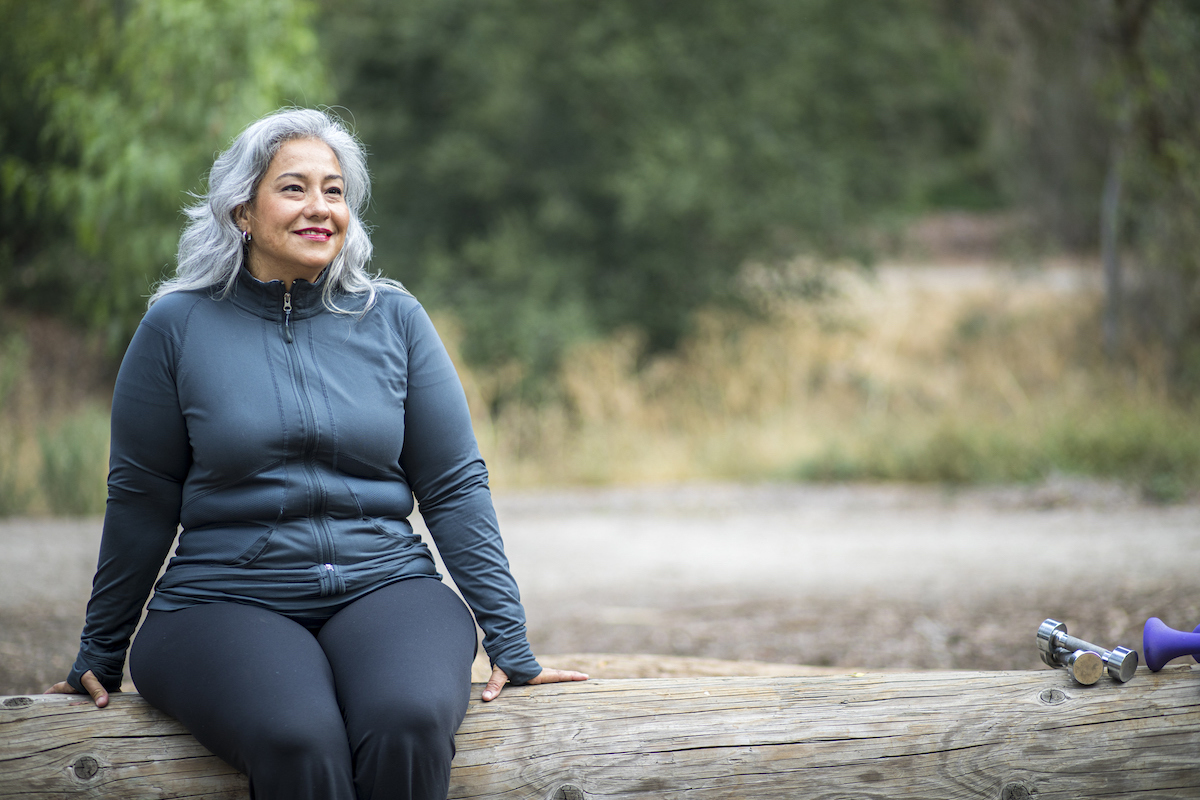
[242,230,252,243]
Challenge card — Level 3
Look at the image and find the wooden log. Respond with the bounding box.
[3,667,1199,799]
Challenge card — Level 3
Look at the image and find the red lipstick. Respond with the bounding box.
[295,228,333,241]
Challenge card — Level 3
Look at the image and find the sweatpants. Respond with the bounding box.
[129,577,477,800]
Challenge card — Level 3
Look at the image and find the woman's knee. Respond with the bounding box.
[248,715,353,767]
[349,690,463,752]
[346,692,461,800]
[230,717,354,800]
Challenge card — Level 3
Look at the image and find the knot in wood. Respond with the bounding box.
[72,755,100,780]
[2,696,34,708]
[551,784,585,800]
[1001,781,1034,799]
[1038,688,1068,705]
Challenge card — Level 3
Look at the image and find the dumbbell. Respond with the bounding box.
[1048,646,1104,685]
[1037,619,1138,683]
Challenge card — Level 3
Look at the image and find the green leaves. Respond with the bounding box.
[2,0,1002,375]
[0,0,330,345]
[327,0,980,373]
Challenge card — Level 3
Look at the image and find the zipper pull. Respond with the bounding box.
[283,292,293,343]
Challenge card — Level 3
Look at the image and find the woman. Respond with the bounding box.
[46,107,586,800]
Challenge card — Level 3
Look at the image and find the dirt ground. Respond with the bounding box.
[3,478,1198,696]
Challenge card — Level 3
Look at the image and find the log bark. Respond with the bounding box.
[3,667,1199,799]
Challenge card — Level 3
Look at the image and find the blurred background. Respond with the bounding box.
[2,0,1199,510]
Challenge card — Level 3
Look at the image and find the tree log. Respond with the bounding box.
[3,667,1199,799]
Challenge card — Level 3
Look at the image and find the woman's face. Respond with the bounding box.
[238,138,350,286]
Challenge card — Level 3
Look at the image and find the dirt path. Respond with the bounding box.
[7,479,1196,694]
[480,480,1200,673]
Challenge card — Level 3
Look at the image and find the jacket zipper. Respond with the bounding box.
[283,291,294,343]
[280,288,337,589]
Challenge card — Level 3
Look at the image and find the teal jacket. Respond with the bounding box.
[69,269,540,691]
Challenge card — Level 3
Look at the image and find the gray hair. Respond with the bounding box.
[151,107,401,310]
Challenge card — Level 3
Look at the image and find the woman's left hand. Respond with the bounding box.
[481,665,589,702]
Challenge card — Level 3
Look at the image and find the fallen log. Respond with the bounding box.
[3,667,1198,799]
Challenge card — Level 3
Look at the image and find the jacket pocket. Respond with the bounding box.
[175,524,279,567]
[367,518,420,545]
[229,526,275,566]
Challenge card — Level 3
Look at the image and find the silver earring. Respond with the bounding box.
[242,230,252,243]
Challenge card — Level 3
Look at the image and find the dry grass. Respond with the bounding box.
[454,258,1198,498]
[0,316,113,516]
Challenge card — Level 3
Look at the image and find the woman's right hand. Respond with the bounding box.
[45,670,109,708]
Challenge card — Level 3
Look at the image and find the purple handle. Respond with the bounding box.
[1142,617,1200,672]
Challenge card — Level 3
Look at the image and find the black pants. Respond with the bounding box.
[129,577,477,800]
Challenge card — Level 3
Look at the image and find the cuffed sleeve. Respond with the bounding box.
[70,313,191,690]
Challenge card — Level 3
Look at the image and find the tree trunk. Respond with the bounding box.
[1101,137,1123,359]
[4,667,1199,799]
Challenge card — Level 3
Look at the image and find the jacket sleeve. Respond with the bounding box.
[67,317,190,692]
[397,305,542,685]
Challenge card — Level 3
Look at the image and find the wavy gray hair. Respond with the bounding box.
[151,107,400,310]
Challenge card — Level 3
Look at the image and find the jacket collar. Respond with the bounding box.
[227,267,330,321]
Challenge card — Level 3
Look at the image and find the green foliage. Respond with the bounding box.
[796,423,1044,486]
[796,405,1200,502]
[0,335,32,516]
[966,2,1115,249]
[38,405,111,516]
[971,0,1200,392]
[0,0,330,348]
[325,0,985,373]
[0,334,28,410]
[1118,2,1200,390]
[1049,405,1200,502]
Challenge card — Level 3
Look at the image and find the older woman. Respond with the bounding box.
[47,108,586,800]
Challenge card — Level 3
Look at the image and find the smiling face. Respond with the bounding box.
[237,138,350,288]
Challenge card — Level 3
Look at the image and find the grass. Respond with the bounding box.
[0,326,110,517]
[2,256,1198,517]
[454,259,1200,500]
[37,404,110,515]
[795,404,1200,502]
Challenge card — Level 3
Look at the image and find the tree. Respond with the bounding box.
[1117,2,1200,388]
[0,0,330,347]
[971,0,1200,389]
[324,0,985,375]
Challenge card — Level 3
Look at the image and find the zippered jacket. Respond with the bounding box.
[68,269,541,691]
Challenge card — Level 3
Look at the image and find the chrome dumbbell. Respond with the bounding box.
[1049,647,1104,685]
[1037,619,1138,683]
